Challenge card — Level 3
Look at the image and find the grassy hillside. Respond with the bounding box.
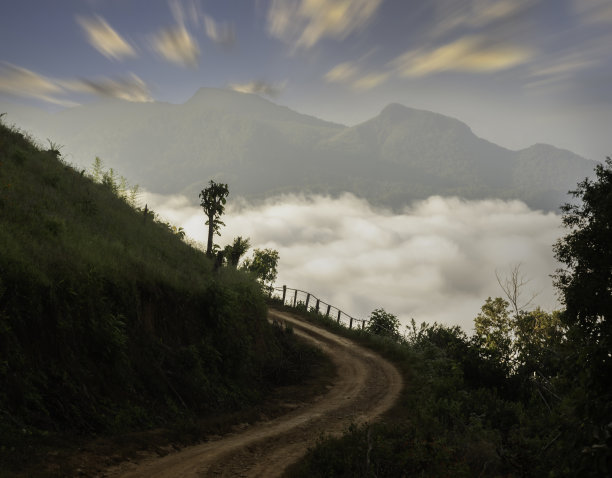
[0,118,319,471]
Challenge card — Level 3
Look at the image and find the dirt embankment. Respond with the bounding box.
[100,308,403,478]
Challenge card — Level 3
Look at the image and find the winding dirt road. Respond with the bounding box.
[101,308,403,478]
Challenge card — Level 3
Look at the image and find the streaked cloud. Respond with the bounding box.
[203,14,236,46]
[392,35,533,77]
[267,0,382,50]
[572,0,612,24]
[76,15,136,60]
[526,52,599,89]
[151,25,199,67]
[143,192,562,331]
[169,0,236,47]
[351,71,389,90]
[324,61,359,83]
[228,80,284,98]
[0,63,152,105]
[325,60,389,90]
[0,63,78,107]
[63,74,153,102]
[430,0,535,39]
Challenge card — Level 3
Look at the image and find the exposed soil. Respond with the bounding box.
[99,308,403,478]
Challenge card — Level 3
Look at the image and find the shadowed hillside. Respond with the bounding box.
[0,118,319,472]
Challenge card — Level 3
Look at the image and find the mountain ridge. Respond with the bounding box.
[0,88,597,211]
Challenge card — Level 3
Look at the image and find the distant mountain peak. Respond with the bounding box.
[372,102,474,141]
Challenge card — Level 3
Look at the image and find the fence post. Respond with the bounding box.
[282,285,287,304]
[315,299,320,313]
[326,304,331,317]
[337,310,341,323]
[305,293,310,310]
[349,317,353,329]
[293,289,298,307]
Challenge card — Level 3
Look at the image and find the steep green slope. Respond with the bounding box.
[0,119,312,458]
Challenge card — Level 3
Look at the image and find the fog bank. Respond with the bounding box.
[143,192,563,332]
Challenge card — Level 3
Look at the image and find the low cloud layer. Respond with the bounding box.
[143,192,563,333]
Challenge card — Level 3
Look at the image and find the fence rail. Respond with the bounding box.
[271,285,368,330]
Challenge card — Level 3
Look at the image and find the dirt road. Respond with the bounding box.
[101,308,403,478]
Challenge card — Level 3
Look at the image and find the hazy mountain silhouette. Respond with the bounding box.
[0,88,596,210]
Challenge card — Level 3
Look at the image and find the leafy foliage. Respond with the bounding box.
[366,308,401,339]
[242,248,280,293]
[199,180,229,256]
[224,236,251,267]
[553,155,612,470]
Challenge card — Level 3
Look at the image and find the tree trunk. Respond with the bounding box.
[206,213,215,257]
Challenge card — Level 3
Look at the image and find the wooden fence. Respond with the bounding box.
[271,285,368,330]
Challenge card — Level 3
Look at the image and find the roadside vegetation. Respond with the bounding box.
[0,117,325,475]
[284,157,612,477]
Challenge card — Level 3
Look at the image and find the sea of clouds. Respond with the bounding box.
[142,191,564,333]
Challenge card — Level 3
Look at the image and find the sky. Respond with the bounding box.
[0,0,611,160]
[1,0,593,330]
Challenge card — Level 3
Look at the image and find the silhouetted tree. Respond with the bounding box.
[224,236,251,267]
[553,157,612,461]
[367,308,401,339]
[199,180,229,257]
[243,248,279,293]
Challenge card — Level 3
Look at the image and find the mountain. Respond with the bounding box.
[0,89,597,211]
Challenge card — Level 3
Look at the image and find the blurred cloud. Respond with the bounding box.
[267,0,382,50]
[63,74,153,102]
[203,14,236,46]
[0,63,78,107]
[151,25,200,67]
[168,0,236,47]
[228,80,284,98]
[0,63,152,104]
[76,15,137,60]
[143,192,562,332]
[351,71,389,90]
[572,0,612,24]
[430,0,535,38]
[325,60,389,90]
[526,52,599,89]
[392,35,533,77]
[325,61,359,83]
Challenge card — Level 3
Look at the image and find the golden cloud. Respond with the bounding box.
[325,60,388,90]
[64,74,153,102]
[351,72,389,90]
[0,63,152,105]
[267,0,382,50]
[76,15,136,60]
[0,63,77,107]
[151,26,200,67]
[430,0,533,38]
[392,36,533,77]
[324,61,359,83]
[203,14,236,46]
[228,80,284,98]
